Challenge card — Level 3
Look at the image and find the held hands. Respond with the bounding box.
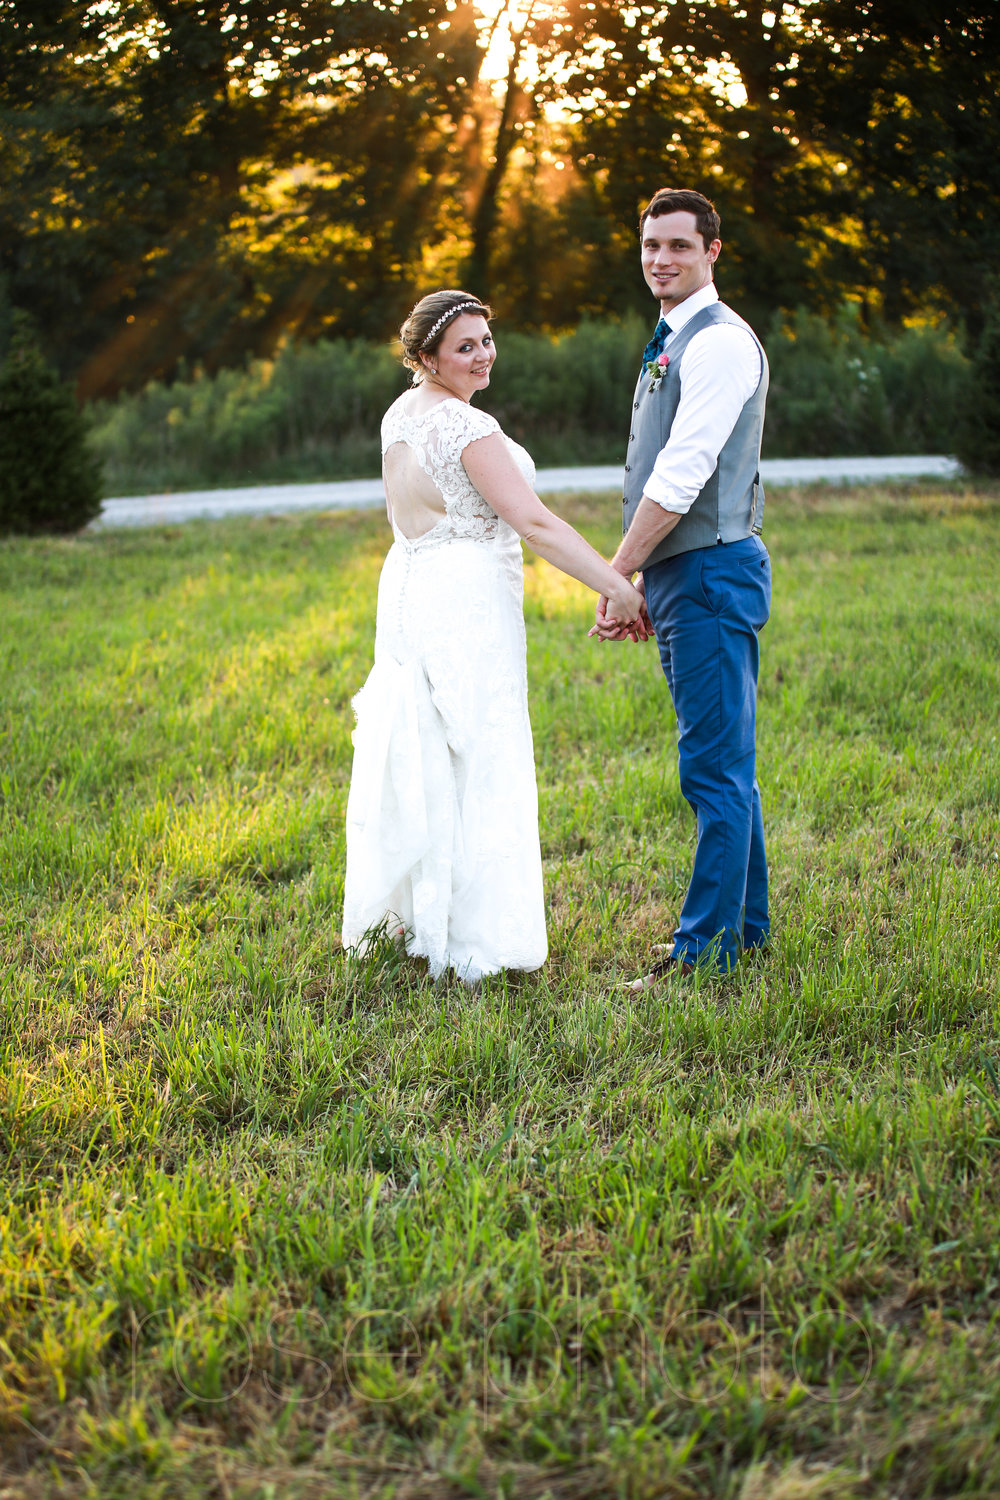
[589,570,654,644]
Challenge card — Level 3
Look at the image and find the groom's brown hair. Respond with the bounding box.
[639,189,721,250]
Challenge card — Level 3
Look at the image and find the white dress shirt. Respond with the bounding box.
[642,283,763,515]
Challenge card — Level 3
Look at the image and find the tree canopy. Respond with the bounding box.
[2,0,997,396]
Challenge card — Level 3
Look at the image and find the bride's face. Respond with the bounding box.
[425,314,496,398]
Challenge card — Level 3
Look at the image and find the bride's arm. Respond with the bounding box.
[461,434,646,628]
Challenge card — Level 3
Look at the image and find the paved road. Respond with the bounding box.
[94,454,962,529]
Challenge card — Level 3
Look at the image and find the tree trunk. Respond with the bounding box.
[464,3,533,297]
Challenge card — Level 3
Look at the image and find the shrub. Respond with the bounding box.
[89,339,408,496]
[763,306,973,457]
[954,295,1000,477]
[0,314,103,534]
[86,308,974,493]
[485,316,645,463]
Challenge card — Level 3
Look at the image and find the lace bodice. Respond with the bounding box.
[381,394,535,544]
[345,393,546,982]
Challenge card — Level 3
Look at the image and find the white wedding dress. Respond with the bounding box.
[341,394,547,983]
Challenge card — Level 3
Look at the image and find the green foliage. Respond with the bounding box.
[482,315,647,461]
[955,294,1000,477]
[0,0,487,396]
[0,313,102,534]
[1,484,999,1493]
[765,306,973,458]
[88,312,972,495]
[89,338,409,494]
[3,2,999,396]
[564,0,1000,332]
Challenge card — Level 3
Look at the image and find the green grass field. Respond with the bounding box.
[2,483,999,1499]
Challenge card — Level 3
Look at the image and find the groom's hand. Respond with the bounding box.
[589,573,654,643]
[631,573,654,641]
[589,595,654,643]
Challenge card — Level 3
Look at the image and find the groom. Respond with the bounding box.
[592,187,771,984]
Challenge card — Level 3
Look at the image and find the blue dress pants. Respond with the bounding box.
[643,534,771,973]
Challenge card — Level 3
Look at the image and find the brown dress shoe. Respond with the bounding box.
[629,954,695,992]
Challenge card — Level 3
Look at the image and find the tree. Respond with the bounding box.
[0,314,103,534]
[761,1,1000,331]
[3,0,999,394]
[0,0,489,394]
[540,0,849,328]
[955,290,1000,476]
[550,0,1000,331]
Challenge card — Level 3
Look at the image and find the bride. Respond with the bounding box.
[341,289,645,984]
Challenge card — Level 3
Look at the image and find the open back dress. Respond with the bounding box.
[341,394,547,983]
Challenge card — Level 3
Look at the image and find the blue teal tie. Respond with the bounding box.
[641,317,670,371]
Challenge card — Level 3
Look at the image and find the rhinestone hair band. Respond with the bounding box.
[419,301,486,349]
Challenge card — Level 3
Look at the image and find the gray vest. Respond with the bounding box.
[622,302,768,567]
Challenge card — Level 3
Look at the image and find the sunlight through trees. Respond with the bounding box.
[1,1,997,395]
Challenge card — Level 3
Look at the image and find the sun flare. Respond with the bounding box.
[476,0,544,85]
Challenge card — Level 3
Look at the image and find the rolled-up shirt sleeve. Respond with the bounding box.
[643,324,763,514]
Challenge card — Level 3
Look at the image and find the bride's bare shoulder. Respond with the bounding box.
[383,389,449,433]
[402,391,465,420]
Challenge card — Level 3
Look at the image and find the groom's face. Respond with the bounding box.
[641,210,721,313]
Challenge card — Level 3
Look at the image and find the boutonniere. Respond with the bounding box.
[645,350,670,391]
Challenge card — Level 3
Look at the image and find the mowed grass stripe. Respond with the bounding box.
[1,482,999,1498]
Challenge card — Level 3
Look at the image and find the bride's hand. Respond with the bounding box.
[590,572,654,642]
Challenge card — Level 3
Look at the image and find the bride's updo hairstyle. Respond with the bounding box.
[400,289,493,381]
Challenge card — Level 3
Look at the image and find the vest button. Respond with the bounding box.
[629,432,635,441]
[633,401,639,410]
[624,464,630,473]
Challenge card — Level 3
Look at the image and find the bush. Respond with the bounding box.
[763,305,973,457]
[86,308,974,494]
[89,339,409,497]
[954,295,1000,477]
[0,314,103,534]
[87,317,652,492]
[484,315,646,463]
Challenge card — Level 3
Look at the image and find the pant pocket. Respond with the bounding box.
[696,553,724,615]
[737,536,769,568]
